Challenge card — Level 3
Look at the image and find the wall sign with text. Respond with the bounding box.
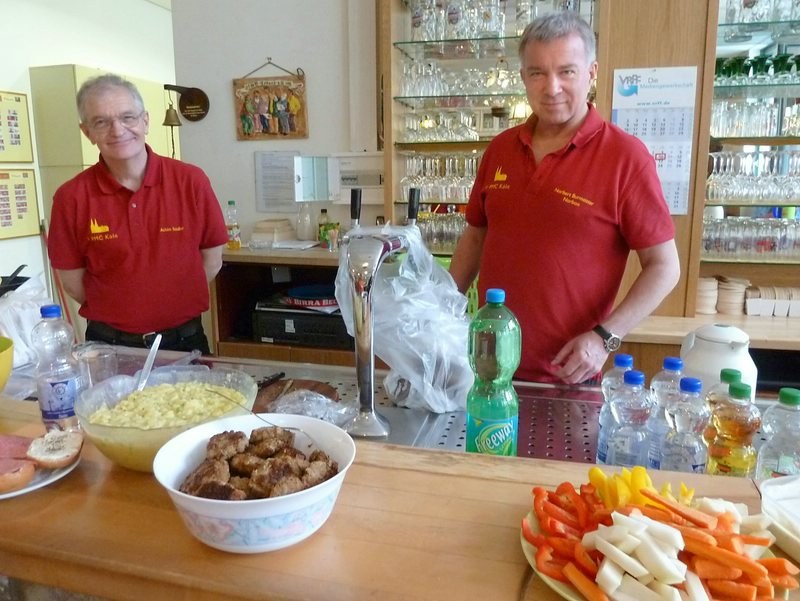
[0,91,33,163]
[0,170,39,239]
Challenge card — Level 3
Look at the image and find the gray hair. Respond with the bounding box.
[518,11,596,64]
[76,74,145,123]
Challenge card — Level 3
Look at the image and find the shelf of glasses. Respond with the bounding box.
[395,141,491,151]
[717,19,800,45]
[393,92,525,110]
[393,36,521,61]
[716,136,800,146]
[714,81,800,100]
[700,256,800,265]
[705,200,800,207]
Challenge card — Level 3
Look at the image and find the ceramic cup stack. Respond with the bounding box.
[696,277,719,314]
[716,276,750,315]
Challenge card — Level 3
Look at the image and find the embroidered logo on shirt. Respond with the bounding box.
[90,218,109,234]
[493,167,508,182]
[554,187,594,208]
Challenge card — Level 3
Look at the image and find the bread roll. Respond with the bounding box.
[26,431,84,469]
[0,459,36,493]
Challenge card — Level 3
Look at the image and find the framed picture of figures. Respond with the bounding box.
[233,74,308,140]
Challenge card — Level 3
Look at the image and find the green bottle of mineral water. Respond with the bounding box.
[466,288,521,456]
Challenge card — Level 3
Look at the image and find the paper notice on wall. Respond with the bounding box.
[611,66,697,215]
[255,150,299,213]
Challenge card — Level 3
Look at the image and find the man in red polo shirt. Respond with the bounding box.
[450,12,680,384]
[47,74,228,353]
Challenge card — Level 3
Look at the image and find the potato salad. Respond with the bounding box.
[89,382,248,429]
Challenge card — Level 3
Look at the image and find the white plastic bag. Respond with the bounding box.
[335,224,471,413]
[0,273,53,368]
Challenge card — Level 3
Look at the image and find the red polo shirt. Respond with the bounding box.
[48,146,228,333]
[466,105,675,382]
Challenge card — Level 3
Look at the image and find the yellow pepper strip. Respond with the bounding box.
[679,481,695,506]
[660,481,677,503]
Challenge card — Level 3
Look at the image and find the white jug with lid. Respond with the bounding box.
[680,323,758,401]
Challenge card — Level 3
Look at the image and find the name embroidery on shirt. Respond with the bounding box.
[554,187,594,208]
[487,165,511,191]
[159,226,185,233]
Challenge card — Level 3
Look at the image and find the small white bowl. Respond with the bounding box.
[153,413,356,553]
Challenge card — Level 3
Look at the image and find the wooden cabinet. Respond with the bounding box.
[211,249,370,367]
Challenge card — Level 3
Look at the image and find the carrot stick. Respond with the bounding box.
[640,488,718,530]
[757,557,800,576]
[562,561,610,601]
[717,534,746,555]
[768,572,799,590]
[706,579,757,601]
[621,503,687,525]
[715,511,738,533]
[691,557,743,580]
[673,523,719,546]
[714,532,772,547]
[683,538,769,579]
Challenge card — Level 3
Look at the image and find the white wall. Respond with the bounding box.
[171,0,379,236]
[0,0,175,284]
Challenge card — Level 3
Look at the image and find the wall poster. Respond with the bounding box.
[611,66,698,216]
[0,169,39,239]
[0,91,33,163]
[233,75,308,141]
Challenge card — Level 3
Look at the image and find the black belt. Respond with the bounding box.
[87,317,202,348]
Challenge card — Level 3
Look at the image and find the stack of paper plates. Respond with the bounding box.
[696,277,718,314]
[716,276,750,315]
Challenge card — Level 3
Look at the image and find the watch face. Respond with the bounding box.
[606,336,622,352]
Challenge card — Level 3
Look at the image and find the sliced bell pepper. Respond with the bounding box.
[573,541,599,579]
[535,544,569,582]
[521,515,547,548]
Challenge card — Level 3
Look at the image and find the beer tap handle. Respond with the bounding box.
[350,188,362,230]
[407,188,420,227]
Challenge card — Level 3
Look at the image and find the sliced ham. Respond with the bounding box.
[0,434,34,459]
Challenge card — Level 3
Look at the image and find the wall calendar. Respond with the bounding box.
[0,169,39,240]
[0,91,34,163]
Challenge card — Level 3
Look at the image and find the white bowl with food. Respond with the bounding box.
[152,412,356,553]
[75,365,257,472]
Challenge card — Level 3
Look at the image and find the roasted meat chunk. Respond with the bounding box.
[179,458,230,495]
[248,426,294,458]
[206,430,248,460]
[229,452,266,476]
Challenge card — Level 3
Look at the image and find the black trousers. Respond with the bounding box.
[85,317,210,354]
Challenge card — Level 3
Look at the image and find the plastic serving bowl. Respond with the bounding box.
[153,412,356,553]
[75,365,257,472]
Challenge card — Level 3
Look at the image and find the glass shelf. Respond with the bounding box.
[395,141,491,150]
[715,136,800,145]
[714,81,800,100]
[701,256,800,265]
[393,36,521,61]
[717,19,800,45]
[393,92,525,110]
[705,200,799,207]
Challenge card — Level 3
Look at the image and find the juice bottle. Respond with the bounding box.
[706,382,761,477]
[703,368,741,446]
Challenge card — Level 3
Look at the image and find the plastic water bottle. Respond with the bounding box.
[225,200,241,250]
[661,377,710,474]
[755,387,800,481]
[707,382,761,477]
[31,304,82,431]
[596,353,634,465]
[607,370,654,468]
[466,288,521,456]
[646,356,683,469]
[703,368,742,446]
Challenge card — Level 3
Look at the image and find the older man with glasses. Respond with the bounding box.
[47,73,228,353]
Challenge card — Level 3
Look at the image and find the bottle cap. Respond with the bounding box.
[720,368,742,384]
[778,387,800,407]
[623,370,645,386]
[40,304,61,319]
[321,209,328,214]
[729,381,752,400]
[227,200,236,206]
[486,288,505,304]
[663,356,683,371]
[680,377,703,393]
[613,353,633,368]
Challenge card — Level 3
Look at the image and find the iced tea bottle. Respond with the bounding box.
[706,382,761,477]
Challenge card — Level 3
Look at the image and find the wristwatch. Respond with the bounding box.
[593,325,622,352]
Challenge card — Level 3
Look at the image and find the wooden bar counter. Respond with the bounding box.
[2,396,795,601]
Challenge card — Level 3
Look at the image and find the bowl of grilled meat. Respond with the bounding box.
[152,412,356,553]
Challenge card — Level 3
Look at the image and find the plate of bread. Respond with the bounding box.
[0,431,83,500]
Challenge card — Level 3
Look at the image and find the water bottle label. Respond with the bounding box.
[466,415,518,456]
[765,455,799,478]
[596,424,608,464]
[37,378,79,420]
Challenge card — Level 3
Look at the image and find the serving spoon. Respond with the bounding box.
[135,334,162,391]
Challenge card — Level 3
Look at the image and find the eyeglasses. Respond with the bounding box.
[86,111,145,132]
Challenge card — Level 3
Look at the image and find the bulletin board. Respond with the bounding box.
[0,169,39,239]
[0,91,34,163]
